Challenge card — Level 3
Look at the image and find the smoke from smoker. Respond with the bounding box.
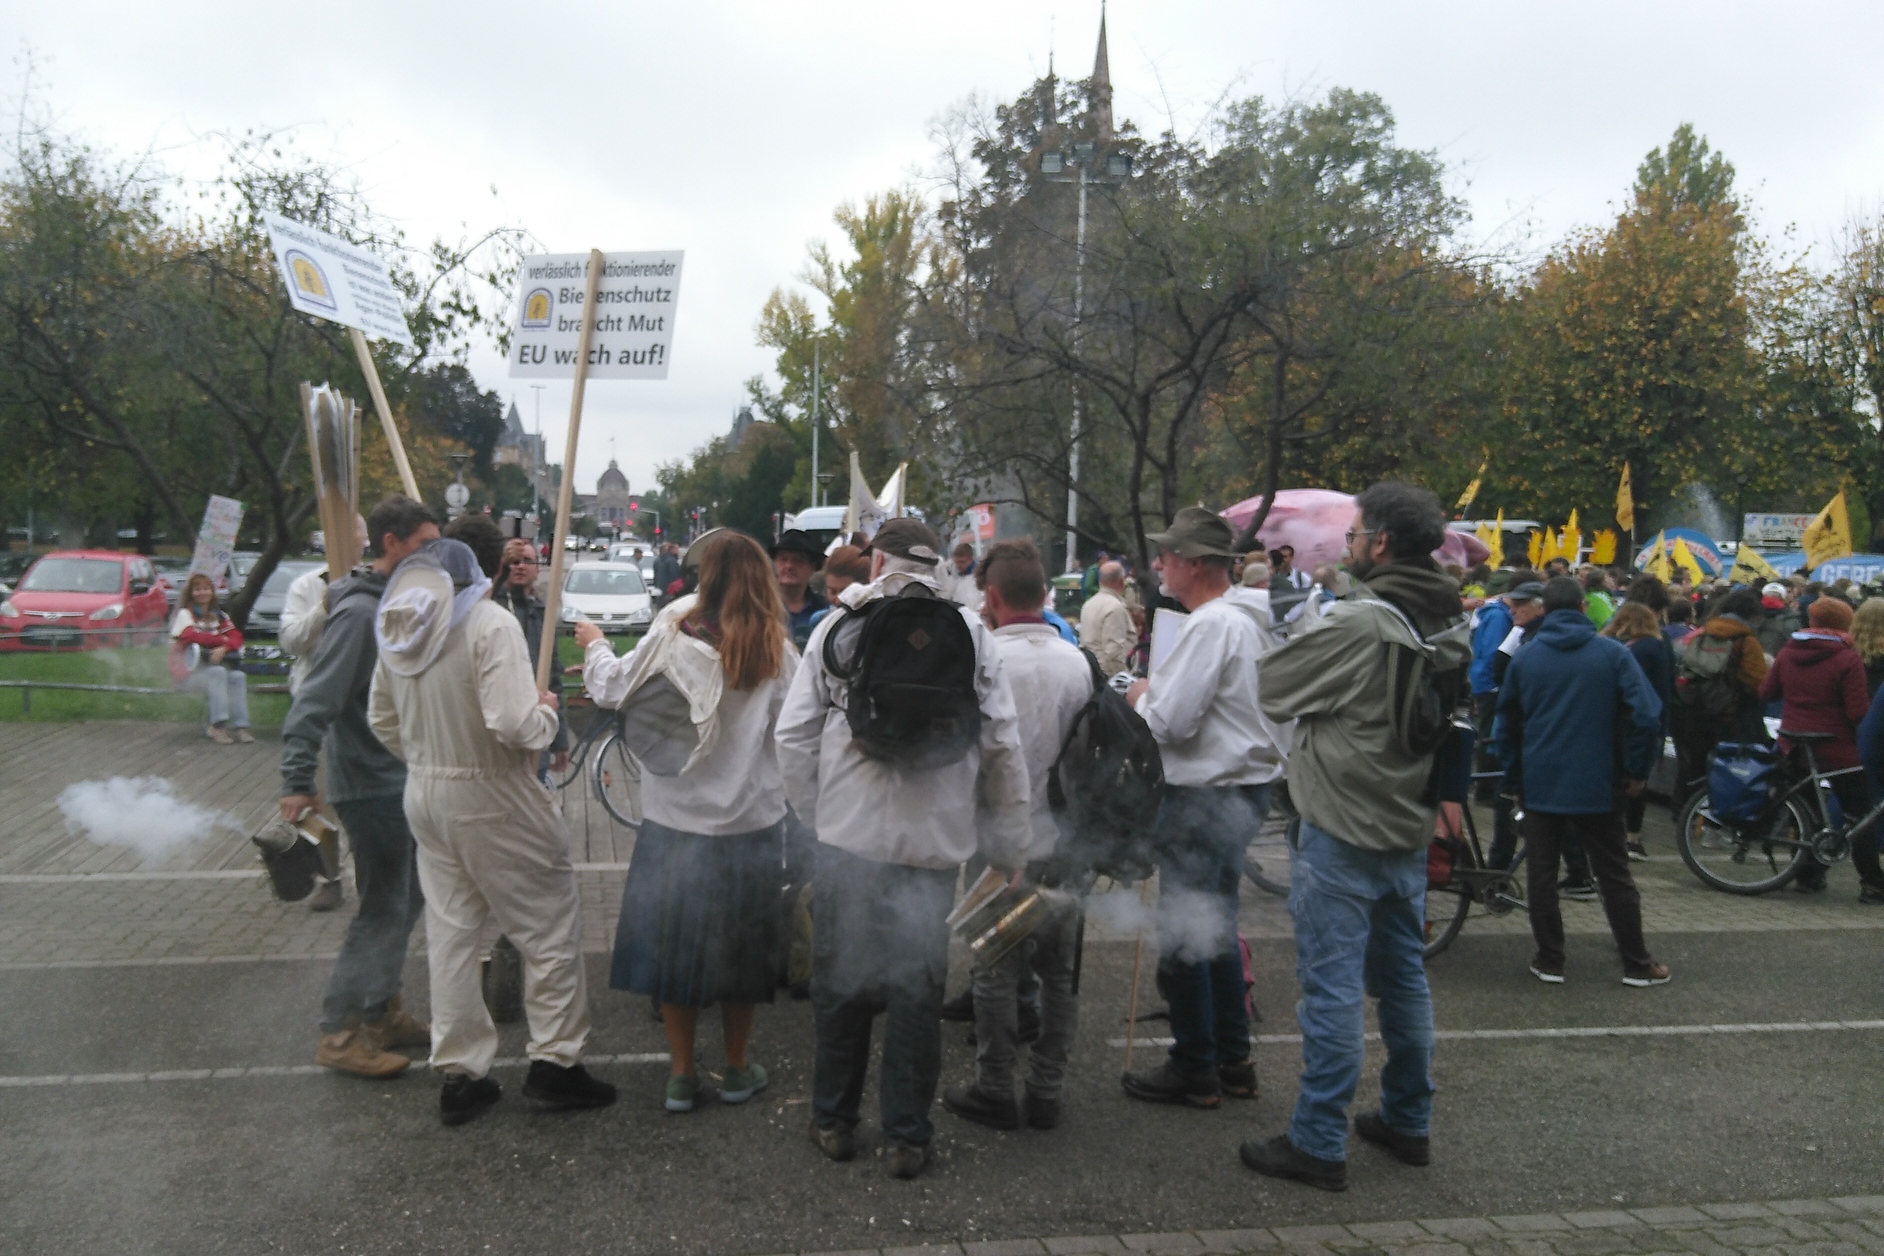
[1085,885,1241,965]
[57,777,238,863]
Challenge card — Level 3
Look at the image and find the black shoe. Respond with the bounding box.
[1023,1091,1062,1130]
[809,1121,856,1162]
[1558,878,1598,902]
[885,1140,932,1180]
[1625,841,1648,862]
[1238,1133,1347,1192]
[1354,1111,1430,1166]
[1795,870,1828,893]
[440,1075,501,1127]
[1121,1062,1220,1109]
[939,990,976,1022]
[1860,882,1884,906]
[943,1084,1020,1131]
[1218,1060,1258,1100]
[521,1060,617,1110]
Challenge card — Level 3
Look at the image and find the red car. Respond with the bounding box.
[0,550,171,650]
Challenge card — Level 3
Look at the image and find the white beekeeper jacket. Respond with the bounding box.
[1135,585,1292,788]
[775,566,1031,871]
[583,594,798,836]
[979,620,1093,868]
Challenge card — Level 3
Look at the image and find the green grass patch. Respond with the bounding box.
[0,644,291,725]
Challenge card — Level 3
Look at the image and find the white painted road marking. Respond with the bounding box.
[0,1052,671,1087]
[1108,1018,1884,1048]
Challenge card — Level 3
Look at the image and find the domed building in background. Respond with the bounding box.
[594,459,632,528]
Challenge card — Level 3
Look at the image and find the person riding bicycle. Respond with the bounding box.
[1758,596,1878,899]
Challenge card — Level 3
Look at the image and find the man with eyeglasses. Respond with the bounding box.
[1245,482,1471,1192]
[495,538,568,781]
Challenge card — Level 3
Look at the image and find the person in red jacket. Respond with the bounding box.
[1759,596,1872,893]
[169,573,251,744]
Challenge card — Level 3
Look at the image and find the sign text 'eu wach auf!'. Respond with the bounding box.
[507,251,684,380]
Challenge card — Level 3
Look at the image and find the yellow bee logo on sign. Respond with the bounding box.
[284,250,337,310]
[522,288,553,329]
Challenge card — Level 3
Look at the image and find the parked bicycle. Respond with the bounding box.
[1419,771,1530,959]
[552,691,642,828]
[1674,730,1879,894]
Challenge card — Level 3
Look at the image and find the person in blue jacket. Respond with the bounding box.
[1494,577,1670,987]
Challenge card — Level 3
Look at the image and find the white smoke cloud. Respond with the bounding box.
[1086,885,1238,965]
[57,777,238,864]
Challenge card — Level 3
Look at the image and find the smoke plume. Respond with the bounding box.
[57,777,237,863]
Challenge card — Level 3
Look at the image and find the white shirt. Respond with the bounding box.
[1134,587,1292,788]
[981,621,1094,866]
[775,570,1031,870]
[935,563,984,613]
[279,568,329,696]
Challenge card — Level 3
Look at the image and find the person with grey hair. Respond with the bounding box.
[776,517,1031,1180]
[1241,559,1272,589]
[1078,559,1135,677]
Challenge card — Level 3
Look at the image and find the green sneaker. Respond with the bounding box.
[720,1062,767,1105]
[664,1073,698,1113]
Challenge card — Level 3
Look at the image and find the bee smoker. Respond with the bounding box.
[947,866,1073,969]
[251,808,341,902]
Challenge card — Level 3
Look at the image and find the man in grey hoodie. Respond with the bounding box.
[280,495,439,1078]
[1247,482,1471,1192]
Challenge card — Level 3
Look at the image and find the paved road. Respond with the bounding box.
[3,722,1881,1255]
[4,925,1881,1255]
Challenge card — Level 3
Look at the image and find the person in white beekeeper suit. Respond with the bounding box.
[367,533,616,1127]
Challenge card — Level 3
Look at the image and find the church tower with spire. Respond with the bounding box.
[1090,5,1113,141]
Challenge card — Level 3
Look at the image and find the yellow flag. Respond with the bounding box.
[1671,537,1707,583]
[1474,519,1495,553]
[1539,528,1562,567]
[1559,509,1582,565]
[1728,545,1781,586]
[1590,530,1617,565]
[1488,509,1506,568]
[1647,531,1672,582]
[1615,465,1635,534]
[1526,529,1543,569]
[1454,452,1488,514]
[1802,490,1853,569]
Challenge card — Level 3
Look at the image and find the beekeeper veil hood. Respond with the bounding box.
[375,537,491,677]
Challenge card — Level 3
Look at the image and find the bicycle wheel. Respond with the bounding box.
[551,736,586,789]
[1675,789,1810,894]
[1245,810,1294,897]
[593,730,642,827]
[1422,835,1473,959]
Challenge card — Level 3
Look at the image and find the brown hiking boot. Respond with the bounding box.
[367,997,432,1052]
[316,1029,410,1078]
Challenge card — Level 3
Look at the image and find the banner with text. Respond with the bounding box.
[507,251,684,380]
[188,496,246,586]
[260,213,415,347]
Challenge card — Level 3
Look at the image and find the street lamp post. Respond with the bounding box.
[1040,144,1131,571]
[810,341,823,509]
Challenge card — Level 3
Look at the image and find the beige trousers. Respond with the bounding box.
[404,769,590,1078]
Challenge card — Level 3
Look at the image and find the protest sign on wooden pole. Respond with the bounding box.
[348,327,420,500]
[534,249,605,692]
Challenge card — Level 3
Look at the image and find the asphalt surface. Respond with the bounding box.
[3,926,1881,1255]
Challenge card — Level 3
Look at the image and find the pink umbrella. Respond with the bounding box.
[1218,489,1488,573]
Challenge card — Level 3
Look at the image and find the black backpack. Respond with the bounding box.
[822,584,982,769]
[1043,648,1167,886]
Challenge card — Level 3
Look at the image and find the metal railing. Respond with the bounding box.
[0,676,290,714]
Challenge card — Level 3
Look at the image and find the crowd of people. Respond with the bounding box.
[267,481,1877,1195]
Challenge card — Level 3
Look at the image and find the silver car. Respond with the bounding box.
[244,560,326,635]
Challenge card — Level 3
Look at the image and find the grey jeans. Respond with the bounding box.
[971,892,1080,1100]
[318,794,425,1034]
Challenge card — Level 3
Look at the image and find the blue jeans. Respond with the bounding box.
[1154,784,1271,1073]
[1287,820,1434,1162]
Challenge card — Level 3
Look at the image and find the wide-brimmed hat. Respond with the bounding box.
[862,517,941,566]
[1147,506,1238,559]
[769,529,825,569]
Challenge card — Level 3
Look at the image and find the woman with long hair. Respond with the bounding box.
[576,530,797,1111]
[1602,601,1673,858]
[1854,597,1884,699]
[169,573,251,744]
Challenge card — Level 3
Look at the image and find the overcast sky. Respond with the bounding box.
[10,1,1884,498]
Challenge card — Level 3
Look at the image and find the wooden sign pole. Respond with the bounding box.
[348,326,421,501]
[535,248,605,692]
